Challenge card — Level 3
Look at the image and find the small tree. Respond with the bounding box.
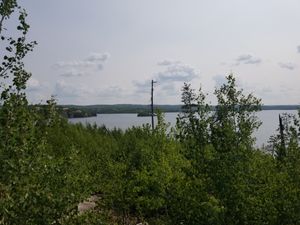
[0,0,37,179]
[0,2,83,224]
[211,74,262,152]
[269,112,300,161]
[176,83,211,162]
[175,74,263,225]
[0,0,37,158]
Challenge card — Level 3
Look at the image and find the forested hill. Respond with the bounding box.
[58,104,300,118]
[58,104,181,117]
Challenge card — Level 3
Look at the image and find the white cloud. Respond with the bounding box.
[156,61,199,82]
[133,61,199,98]
[60,70,85,77]
[213,75,227,87]
[159,83,178,96]
[54,52,110,77]
[157,60,180,66]
[54,80,126,102]
[133,80,152,94]
[54,61,95,68]
[86,53,110,62]
[27,78,41,91]
[235,54,262,65]
[278,62,296,70]
[54,80,92,98]
[297,46,300,53]
[25,78,50,103]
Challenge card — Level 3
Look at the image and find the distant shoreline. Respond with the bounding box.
[62,104,299,118]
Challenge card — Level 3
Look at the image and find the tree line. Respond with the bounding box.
[57,104,300,118]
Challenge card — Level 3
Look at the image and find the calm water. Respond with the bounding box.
[69,110,298,147]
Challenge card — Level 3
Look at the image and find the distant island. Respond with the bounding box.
[57,104,300,118]
[137,112,157,117]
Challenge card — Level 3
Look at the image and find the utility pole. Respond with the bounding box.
[278,114,286,160]
[151,80,157,130]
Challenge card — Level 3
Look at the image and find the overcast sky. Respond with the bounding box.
[16,0,300,105]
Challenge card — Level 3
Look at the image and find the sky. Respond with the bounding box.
[12,0,300,105]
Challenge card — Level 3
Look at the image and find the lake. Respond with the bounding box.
[69,110,298,147]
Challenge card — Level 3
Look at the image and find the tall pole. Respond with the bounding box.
[278,114,286,159]
[151,80,156,130]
